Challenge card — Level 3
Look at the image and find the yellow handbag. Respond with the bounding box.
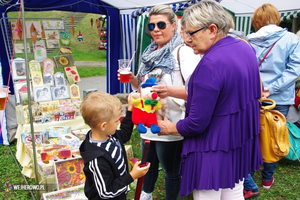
[258,40,289,163]
[259,99,290,163]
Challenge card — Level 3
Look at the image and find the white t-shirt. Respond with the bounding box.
[136,45,201,142]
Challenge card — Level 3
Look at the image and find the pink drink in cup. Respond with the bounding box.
[120,71,130,83]
[0,85,8,110]
[118,59,131,83]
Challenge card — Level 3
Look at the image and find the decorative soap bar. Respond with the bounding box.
[40,145,71,161]
[46,126,71,137]
[59,133,81,150]
[21,130,49,145]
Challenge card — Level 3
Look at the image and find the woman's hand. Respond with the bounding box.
[152,85,188,100]
[117,70,133,82]
[157,116,181,136]
[117,70,139,88]
[263,87,270,98]
[151,84,169,98]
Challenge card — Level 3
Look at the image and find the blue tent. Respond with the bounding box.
[0,0,194,145]
[0,0,125,145]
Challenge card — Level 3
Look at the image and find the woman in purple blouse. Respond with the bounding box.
[158,1,262,199]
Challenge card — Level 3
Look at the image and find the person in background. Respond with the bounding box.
[226,12,248,41]
[79,91,150,200]
[158,1,262,199]
[287,30,300,124]
[118,4,200,200]
[247,3,300,189]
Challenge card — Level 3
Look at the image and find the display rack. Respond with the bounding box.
[0,17,65,67]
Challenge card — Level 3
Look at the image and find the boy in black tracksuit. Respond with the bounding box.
[80,91,150,200]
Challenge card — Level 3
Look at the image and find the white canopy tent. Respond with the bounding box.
[101,0,188,13]
[220,0,300,15]
[220,0,300,35]
[113,0,300,82]
[108,0,300,35]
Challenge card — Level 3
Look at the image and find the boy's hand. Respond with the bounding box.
[131,92,140,99]
[127,92,133,111]
[129,161,150,180]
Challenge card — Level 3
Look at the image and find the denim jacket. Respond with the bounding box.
[248,24,300,105]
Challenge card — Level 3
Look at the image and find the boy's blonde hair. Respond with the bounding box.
[80,91,122,129]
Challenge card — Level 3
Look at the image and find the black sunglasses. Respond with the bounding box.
[185,26,207,38]
[148,21,170,31]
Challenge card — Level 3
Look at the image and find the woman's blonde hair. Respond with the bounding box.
[149,5,178,31]
[80,91,122,129]
[182,0,230,36]
[252,3,281,30]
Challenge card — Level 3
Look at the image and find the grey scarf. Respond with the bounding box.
[139,32,183,76]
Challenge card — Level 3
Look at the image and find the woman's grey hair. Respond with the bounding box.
[149,5,178,31]
[182,0,230,36]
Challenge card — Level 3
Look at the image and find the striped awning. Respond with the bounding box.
[119,14,138,93]
[235,15,252,36]
[280,10,300,20]
[235,10,300,36]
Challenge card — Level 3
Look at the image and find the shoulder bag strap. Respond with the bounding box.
[177,44,185,85]
[259,41,277,66]
[259,41,277,100]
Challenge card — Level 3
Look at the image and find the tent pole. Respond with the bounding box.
[20,0,40,198]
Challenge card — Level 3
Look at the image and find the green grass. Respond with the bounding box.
[8,11,106,62]
[0,142,38,200]
[125,129,300,200]
[68,13,106,62]
[3,129,299,200]
[54,66,106,77]
[7,11,66,19]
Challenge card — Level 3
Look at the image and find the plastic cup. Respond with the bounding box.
[118,59,131,83]
[0,85,8,110]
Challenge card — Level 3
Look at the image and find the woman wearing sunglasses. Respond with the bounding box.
[125,4,200,200]
[158,1,262,199]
